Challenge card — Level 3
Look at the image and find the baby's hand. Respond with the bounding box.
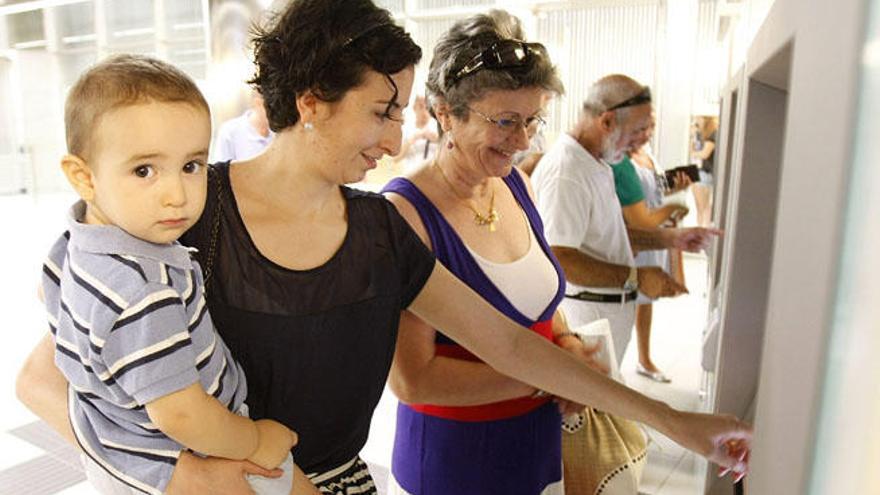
[247,419,298,470]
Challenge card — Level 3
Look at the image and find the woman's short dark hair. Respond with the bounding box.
[426,10,564,120]
[250,0,422,132]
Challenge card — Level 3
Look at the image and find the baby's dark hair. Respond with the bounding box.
[65,54,209,160]
[250,0,422,132]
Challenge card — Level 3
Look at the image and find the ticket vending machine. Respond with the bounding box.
[703,43,792,494]
[699,0,873,493]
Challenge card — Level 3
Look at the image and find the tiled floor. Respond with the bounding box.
[1,191,713,494]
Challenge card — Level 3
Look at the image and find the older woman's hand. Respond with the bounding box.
[165,451,283,495]
[557,335,609,376]
[552,333,610,415]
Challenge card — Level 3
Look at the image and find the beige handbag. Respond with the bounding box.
[561,319,647,495]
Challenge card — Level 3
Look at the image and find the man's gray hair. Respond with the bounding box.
[582,74,647,121]
[426,10,564,120]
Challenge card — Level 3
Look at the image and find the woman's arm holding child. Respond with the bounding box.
[16,333,319,494]
[15,333,77,444]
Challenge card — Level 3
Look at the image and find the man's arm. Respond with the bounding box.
[627,226,721,252]
[627,227,672,251]
[622,201,687,230]
[551,245,628,288]
[551,245,685,299]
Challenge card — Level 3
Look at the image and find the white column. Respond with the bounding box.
[654,0,698,170]
[154,0,168,59]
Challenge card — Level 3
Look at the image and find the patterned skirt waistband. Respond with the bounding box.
[307,456,376,494]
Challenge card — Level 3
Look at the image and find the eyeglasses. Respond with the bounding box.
[452,39,542,84]
[605,87,652,112]
[467,107,546,134]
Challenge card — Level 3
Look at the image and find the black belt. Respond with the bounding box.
[565,290,638,304]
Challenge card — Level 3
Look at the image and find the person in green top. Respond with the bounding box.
[612,137,690,382]
[612,155,647,206]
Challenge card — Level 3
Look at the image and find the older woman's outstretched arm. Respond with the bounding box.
[407,262,752,479]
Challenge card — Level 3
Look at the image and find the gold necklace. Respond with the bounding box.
[435,161,500,232]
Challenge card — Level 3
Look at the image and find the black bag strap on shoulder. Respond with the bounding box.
[203,165,226,288]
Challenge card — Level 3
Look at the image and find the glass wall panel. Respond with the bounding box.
[416,0,493,9]
[413,17,459,61]
[163,0,207,78]
[55,1,96,43]
[375,0,405,15]
[694,0,722,110]
[168,38,207,78]
[411,16,459,94]
[107,0,155,47]
[52,2,98,85]
[0,57,15,156]
[58,49,98,87]
[536,1,661,133]
[165,0,203,25]
[7,10,44,47]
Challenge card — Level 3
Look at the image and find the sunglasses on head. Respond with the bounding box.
[452,39,540,84]
[605,87,652,112]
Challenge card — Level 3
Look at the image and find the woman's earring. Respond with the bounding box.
[304,122,314,131]
[446,132,454,149]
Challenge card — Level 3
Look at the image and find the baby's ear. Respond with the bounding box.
[60,154,96,202]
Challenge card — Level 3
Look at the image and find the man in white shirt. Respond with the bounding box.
[392,95,439,173]
[214,91,274,162]
[532,74,717,366]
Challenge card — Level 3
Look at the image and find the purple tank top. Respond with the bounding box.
[382,171,565,345]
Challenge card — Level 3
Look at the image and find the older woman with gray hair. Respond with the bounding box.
[382,10,748,495]
[383,11,572,494]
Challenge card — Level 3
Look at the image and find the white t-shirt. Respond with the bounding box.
[213,111,274,163]
[531,133,634,296]
[399,122,438,173]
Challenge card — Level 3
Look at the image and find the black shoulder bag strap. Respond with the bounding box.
[202,166,226,289]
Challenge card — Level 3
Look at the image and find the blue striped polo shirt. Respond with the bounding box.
[41,202,246,494]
